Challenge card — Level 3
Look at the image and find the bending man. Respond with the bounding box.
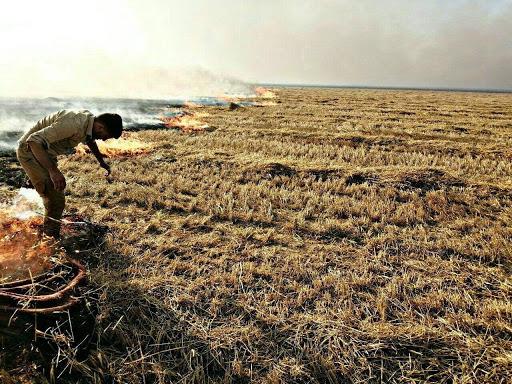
[17,110,123,238]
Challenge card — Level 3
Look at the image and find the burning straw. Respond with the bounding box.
[0,188,53,283]
[75,135,153,158]
[254,86,277,99]
[0,189,86,313]
[217,87,278,107]
[161,110,212,133]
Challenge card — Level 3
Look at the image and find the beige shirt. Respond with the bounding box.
[18,110,94,158]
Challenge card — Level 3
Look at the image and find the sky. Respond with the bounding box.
[0,0,510,97]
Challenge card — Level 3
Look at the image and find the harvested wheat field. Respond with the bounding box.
[1,87,512,383]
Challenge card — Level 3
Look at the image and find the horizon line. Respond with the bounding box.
[258,82,512,94]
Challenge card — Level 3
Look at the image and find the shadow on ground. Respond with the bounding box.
[0,214,227,383]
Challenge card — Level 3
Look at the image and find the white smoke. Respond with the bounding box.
[5,188,44,220]
[1,1,510,91]
[0,69,260,151]
[0,141,14,152]
[0,64,254,99]
[0,115,29,150]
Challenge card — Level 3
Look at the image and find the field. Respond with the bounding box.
[1,87,512,383]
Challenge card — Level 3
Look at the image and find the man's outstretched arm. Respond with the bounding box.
[86,139,111,176]
[28,141,66,191]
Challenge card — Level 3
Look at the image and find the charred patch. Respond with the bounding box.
[335,136,367,147]
[395,168,464,192]
[453,126,469,133]
[346,172,379,185]
[241,162,296,183]
[259,162,296,177]
[229,102,242,110]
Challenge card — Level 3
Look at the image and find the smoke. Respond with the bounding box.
[0,115,31,152]
[0,59,255,150]
[3,188,44,220]
[0,85,255,151]
[59,0,506,90]
[1,0,510,98]
[214,0,512,90]
[0,63,254,99]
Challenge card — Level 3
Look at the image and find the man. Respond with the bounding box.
[17,110,123,238]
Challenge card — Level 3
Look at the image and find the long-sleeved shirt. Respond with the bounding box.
[18,110,95,159]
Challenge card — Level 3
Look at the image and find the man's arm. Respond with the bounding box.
[86,139,111,176]
[28,141,66,191]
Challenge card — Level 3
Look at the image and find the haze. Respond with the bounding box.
[0,0,510,98]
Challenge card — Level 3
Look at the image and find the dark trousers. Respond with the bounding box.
[17,147,65,237]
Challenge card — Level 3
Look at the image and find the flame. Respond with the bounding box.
[162,110,211,133]
[0,214,54,283]
[75,136,153,158]
[0,190,54,282]
[255,87,277,99]
[216,87,277,106]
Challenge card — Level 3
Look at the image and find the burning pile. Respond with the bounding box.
[75,135,153,158]
[0,216,53,283]
[0,259,85,313]
[0,189,53,283]
[0,189,86,313]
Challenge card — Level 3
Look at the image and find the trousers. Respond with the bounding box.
[16,146,65,237]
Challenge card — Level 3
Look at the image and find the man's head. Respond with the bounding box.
[93,113,123,140]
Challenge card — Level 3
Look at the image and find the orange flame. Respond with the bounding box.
[0,214,54,283]
[75,136,153,158]
[255,87,277,99]
[162,111,211,133]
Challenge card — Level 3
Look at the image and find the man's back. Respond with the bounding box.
[18,110,94,158]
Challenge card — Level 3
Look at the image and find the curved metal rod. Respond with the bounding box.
[0,258,75,288]
[0,259,86,302]
[0,296,80,314]
[0,271,69,291]
[0,270,55,288]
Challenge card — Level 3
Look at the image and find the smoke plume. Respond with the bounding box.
[1,1,510,93]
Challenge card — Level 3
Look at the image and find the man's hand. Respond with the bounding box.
[28,141,67,191]
[86,139,111,178]
[49,169,66,191]
[100,161,111,177]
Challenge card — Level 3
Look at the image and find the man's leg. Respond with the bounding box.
[17,149,65,238]
[36,179,65,238]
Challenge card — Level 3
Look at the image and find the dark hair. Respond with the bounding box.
[96,113,123,139]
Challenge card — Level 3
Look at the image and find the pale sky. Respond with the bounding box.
[0,0,510,97]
